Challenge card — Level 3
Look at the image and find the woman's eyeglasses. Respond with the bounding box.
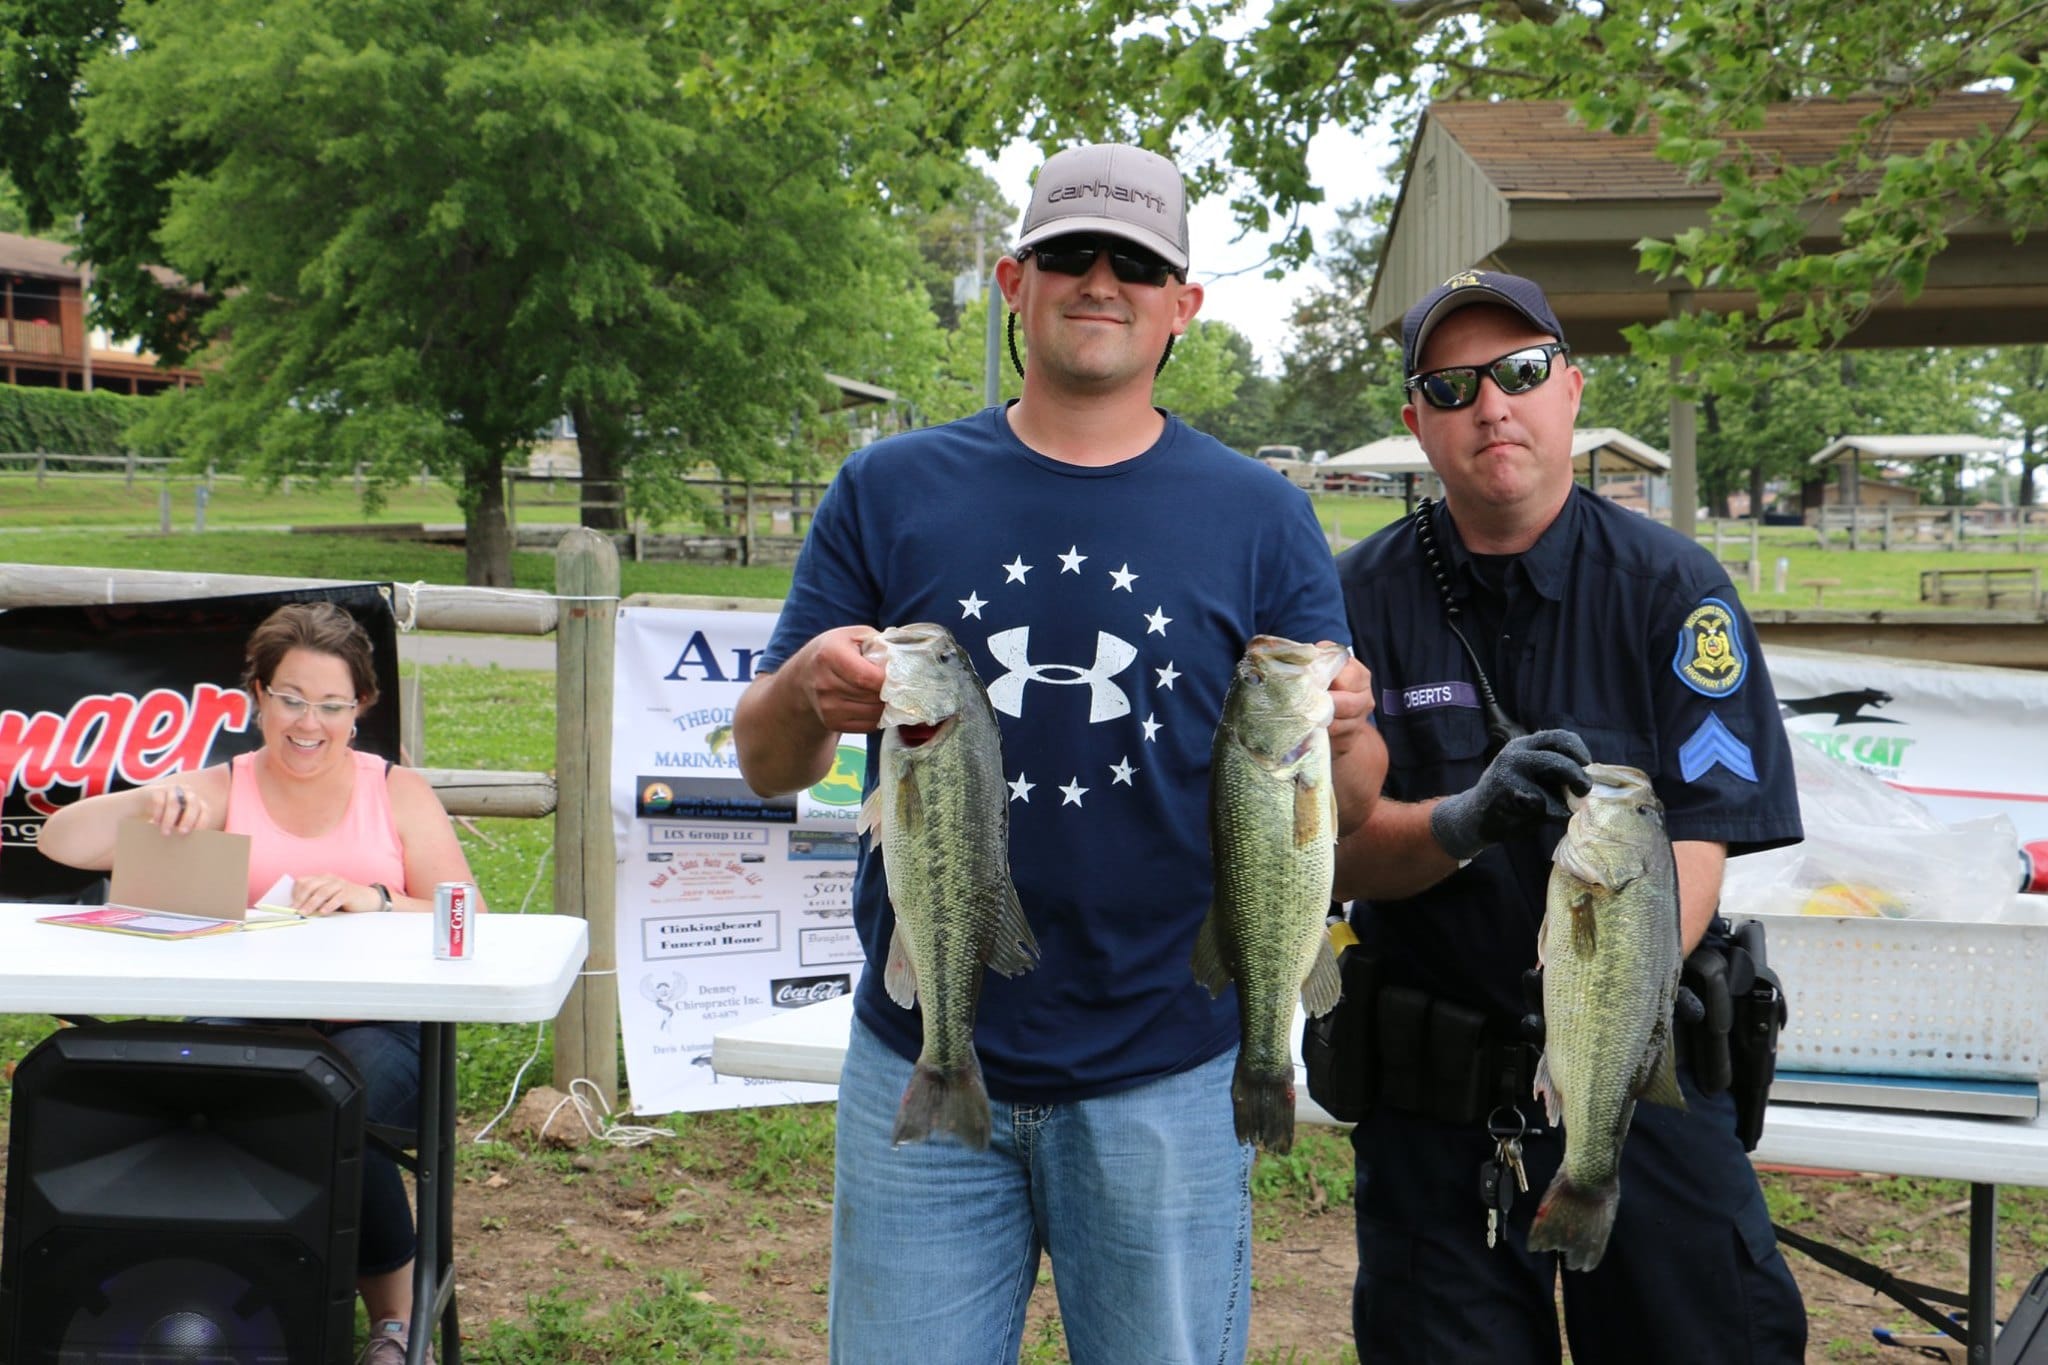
[1019,235,1185,288]
[1405,343,1570,411]
[266,689,358,722]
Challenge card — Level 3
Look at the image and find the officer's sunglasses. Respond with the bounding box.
[1405,343,1570,411]
[1019,234,1186,288]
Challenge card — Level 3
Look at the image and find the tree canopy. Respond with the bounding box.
[6,0,987,584]
[990,1,2046,390]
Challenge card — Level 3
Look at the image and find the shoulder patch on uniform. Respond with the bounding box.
[1678,714,1758,784]
[1672,597,1747,698]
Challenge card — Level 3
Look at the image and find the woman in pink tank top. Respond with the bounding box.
[41,602,478,1365]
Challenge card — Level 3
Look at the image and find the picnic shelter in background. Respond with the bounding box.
[1364,94,2048,534]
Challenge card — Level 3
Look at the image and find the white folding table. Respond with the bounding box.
[0,902,589,1365]
[713,992,2048,1363]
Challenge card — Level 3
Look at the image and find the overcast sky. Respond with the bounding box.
[981,124,1396,375]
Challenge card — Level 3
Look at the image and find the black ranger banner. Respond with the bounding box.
[0,585,400,901]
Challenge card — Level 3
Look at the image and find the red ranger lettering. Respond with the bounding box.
[1,685,251,814]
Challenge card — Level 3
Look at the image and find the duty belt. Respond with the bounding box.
[1370,983,1538,1126]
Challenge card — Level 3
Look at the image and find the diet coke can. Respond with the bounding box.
[434,881,477,960]
[2021,840,2048,895]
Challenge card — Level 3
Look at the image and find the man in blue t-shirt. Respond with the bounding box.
[1332,270,1806,1363]
[734,142,1383,1362]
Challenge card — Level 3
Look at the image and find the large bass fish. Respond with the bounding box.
[1527,763,1686,1271]
[858,623,1037,1149]
[1193,635,1347,1154]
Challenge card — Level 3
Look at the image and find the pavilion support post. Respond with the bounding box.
[1668,290,1698,540]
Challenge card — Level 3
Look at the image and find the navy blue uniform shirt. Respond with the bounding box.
[1336,486,1802,1022]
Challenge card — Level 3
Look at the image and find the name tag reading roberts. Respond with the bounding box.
[1380,682,1482,716]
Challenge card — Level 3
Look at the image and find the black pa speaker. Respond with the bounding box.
[1,1023,367,1365]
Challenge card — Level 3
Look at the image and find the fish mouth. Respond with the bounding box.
[892,716,955,748]
[1570,763,1655,810]
[1244,636,1349,688]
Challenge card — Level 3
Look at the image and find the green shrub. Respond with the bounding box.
[0,387,164,460]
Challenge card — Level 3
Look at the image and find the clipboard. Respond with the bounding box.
[38,819,304,938]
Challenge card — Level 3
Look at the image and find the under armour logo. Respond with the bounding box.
[985,627,1136,722]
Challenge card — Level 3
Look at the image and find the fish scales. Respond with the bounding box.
[859,623,1036,1150]
[1527,763,1686,1272]
[1194,636,1347,1155]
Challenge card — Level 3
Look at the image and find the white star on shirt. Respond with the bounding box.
[1144,607,1172,636]
[1060,778,1088,807]
[958,591,987,619]
[1141,715,1162,741]
[1008,773,1035,803]
[1110,757,1136,785]
[1109,564,1138,592]
[1059,546,1087,574]
[1003,556,1032,584]
[1154,662,1180,690]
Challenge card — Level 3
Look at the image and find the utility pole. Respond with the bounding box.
[975,207,1001,407]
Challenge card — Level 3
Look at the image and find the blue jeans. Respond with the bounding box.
[193,1018,422,1276]
[829,1014,1253,1365]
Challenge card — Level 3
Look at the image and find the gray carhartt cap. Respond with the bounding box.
[1016,144,1190,272]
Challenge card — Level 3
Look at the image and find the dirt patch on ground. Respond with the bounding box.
[449,1123,2041,1363]
[0,1112,2037,1362]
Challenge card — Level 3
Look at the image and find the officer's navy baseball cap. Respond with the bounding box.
[1016,143,1191,272]
[1402,270,1568,376]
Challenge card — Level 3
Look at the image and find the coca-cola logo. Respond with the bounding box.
[770,974,851,1008]
[2,685,252,813]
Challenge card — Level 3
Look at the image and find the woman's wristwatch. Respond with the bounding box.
[372,882,393,913]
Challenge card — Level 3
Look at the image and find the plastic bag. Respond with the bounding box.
[1722,737,2035,924]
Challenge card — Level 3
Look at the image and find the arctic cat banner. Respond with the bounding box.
[1765,644,2048,841]
[0,585,399,901]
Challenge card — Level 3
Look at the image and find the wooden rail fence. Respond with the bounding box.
[0,531,623,1104]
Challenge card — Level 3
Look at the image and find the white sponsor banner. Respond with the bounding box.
[1764,644,2048,846]
[611,606,866,1114]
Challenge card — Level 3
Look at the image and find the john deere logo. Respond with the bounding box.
[809,745,866,807]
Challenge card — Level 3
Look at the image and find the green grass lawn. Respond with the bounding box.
[6,478,2046,1359]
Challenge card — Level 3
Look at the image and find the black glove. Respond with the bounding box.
[1429,729,1593,863]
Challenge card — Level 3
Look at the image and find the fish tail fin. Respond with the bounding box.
[1525,1167,1619,1272]
[891,1055,992,1150]
[1232,1058,1297,1155]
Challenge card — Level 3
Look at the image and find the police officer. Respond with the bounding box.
[1331,271,1806,1363]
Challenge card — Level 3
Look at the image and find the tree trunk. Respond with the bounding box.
[465,455,513,587]
[571,399,628,532]
[1701,393,1732,518]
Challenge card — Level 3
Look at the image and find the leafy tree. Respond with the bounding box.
[1985,347,2048,506]
[962,2,2047,396]
[0,0,124,230]
[0,172,30,236]
[1269,201,1406,458]
[1198,324,1279,455]
[903,168,1016,334]
[1578,346,1995,513]
[42,0,955,585]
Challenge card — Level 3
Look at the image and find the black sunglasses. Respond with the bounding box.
[1405,343,1570,411]
[1019,235,1185,288]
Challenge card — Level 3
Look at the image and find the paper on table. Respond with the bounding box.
[255,874,297,914]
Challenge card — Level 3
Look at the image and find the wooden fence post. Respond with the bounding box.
[553,528,621,1107]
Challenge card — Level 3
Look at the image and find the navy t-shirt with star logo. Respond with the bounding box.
[762,404,1349,1102]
